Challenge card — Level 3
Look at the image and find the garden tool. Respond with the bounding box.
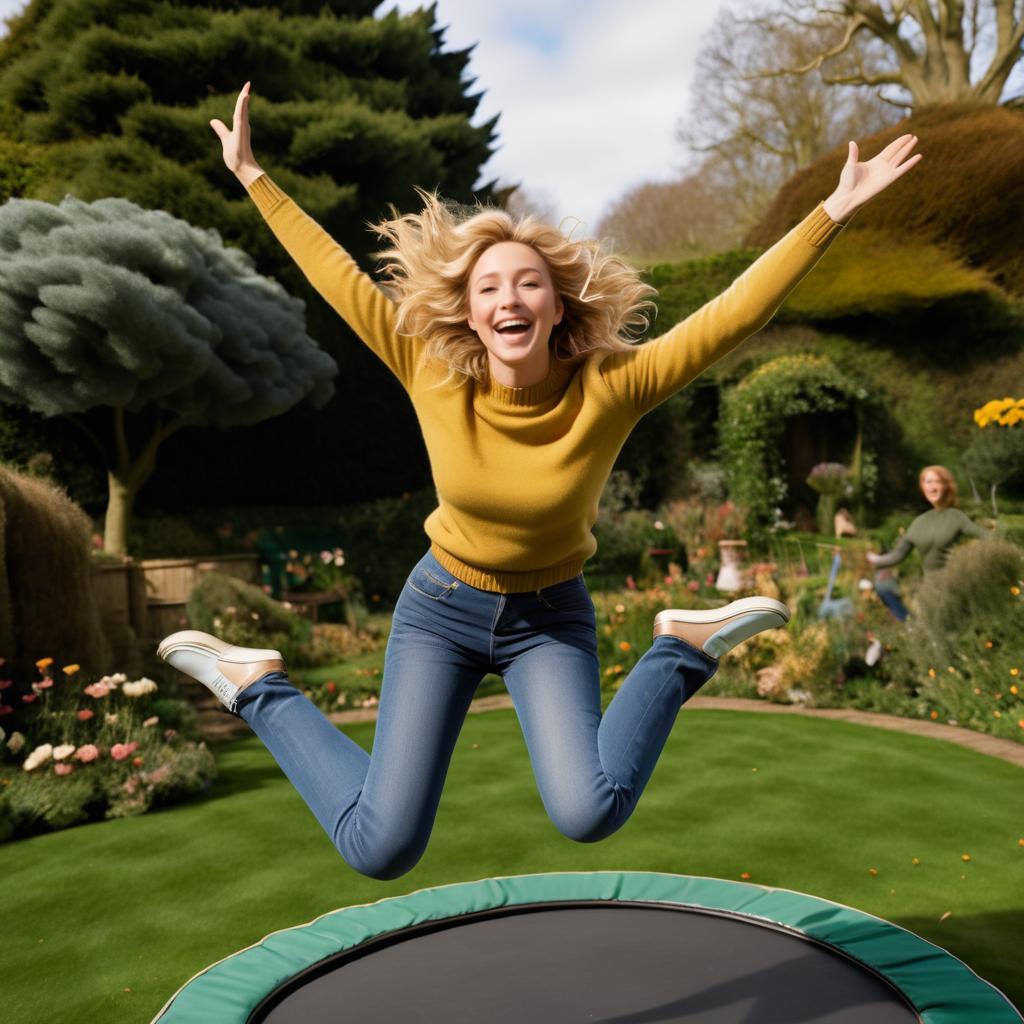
[818,548,854,619]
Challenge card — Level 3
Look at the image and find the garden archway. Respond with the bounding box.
[719,354,880,536]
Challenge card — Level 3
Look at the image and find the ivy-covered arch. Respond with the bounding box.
[719,354,882,537]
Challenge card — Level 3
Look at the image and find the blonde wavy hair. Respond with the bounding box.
[370,189,657,385]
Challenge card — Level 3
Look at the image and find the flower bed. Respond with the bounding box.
[0,660,215,841]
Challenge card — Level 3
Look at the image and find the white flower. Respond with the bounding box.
[105,713,119,725]
[143,716,159,727]
[53,744,76,761]
[653,520,664,531]
[6,731,25,753]
[23,744,53,771]
[122,678,158,698]
[98,673,126,688]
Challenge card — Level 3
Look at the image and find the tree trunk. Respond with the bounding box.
[104,470,139,558]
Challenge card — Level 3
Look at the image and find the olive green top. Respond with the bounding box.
[874,507,988,573]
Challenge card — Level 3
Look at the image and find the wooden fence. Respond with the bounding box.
[92,554,261,649]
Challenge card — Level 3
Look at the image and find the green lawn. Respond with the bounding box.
[6,709,1023,1022]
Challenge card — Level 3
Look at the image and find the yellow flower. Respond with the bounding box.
[927,668,937,679]
[1011,668,1020,677]
[993,710,1002,718]
[62,664,80,676]
[1010,685,1019,696]
[911,857,921,866]
[35,657,53,671]
[1012,587,1021,597]
[961,853,971,862]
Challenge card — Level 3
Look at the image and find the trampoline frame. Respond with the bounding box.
[150,871,1022,1024]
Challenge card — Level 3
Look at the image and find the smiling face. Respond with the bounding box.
[466,241,564,387]
[921,470,946,507]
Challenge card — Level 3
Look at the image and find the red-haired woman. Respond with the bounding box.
[866,466,989,620]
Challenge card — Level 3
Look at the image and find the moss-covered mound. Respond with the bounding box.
[746,104,1024,300]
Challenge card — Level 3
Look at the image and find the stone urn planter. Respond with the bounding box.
[715,539,748,592]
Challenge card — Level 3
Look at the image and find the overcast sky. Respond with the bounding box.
[0,0,735,229]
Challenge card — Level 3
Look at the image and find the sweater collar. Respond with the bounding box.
[480,358,577,407]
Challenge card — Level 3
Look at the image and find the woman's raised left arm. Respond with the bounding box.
[599,135,922,416]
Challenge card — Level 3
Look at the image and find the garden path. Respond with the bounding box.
[192,692,1024,768]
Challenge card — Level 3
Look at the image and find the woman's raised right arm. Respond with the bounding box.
[210,83,416,388]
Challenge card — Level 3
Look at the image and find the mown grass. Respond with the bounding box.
[4,709,1022,1022]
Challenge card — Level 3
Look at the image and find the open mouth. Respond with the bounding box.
[494,318,532,337]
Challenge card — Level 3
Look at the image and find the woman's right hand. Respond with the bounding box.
[210,81,262,184]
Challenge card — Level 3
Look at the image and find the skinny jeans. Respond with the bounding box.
[235,551,718,880]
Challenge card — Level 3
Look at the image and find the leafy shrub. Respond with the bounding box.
[186,571,311,663]
[911,537,1022,662]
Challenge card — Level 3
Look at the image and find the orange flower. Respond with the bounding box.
[985,641,994,649]
[927,668,937,679]
[1011,586,1021,597]
[62,664,80,676]
[35,657,53,671]
[929,710,939,720]
[618,641,631,652]
[868,868,878,876]
[740,872,751,880]
[1010,685,1019,695]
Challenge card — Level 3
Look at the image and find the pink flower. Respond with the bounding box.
[74,744,100,763]
[626,575,637,591]
[687,580,700,593]
[21,694,37,704]
[84,682,112,699]
[163,728,177,741]
[110,742,139,761]
[76,709,94,721]
[0,679,11,690]
[54,763,74,776]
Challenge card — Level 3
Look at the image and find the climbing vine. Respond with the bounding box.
[719,354,881,538]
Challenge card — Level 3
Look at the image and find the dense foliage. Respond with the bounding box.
[0,0,497,513]
[718,354,881,537]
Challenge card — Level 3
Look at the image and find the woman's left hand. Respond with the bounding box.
[823,134,921,224]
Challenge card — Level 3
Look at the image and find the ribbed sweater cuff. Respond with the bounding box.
[799,202,848,247]
[245,172,286,214]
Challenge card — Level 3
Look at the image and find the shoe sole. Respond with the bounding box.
[655,598,790,659]
[157,630,230,663]
[654,597,790,628]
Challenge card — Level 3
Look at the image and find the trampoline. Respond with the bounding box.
[152,872,1022,1023]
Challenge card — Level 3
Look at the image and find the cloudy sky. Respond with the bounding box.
[0,0,735,229]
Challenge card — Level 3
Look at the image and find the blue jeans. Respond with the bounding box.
[236,551,718,880]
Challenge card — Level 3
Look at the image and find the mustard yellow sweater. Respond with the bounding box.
[246,173,847,591]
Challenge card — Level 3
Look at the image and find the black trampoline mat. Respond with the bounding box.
[255,903,919,1023]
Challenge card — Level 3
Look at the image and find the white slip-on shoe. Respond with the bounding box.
[653,597,790,659]
[157,630,285,711]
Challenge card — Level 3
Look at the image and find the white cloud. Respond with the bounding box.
[393,0,730,229]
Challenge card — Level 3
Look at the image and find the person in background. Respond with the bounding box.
[866,465,989,621]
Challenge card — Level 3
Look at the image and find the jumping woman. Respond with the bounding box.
[160,82,921,879]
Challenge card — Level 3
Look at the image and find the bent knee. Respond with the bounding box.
[335,829,428,881]
[545,796,629,845]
